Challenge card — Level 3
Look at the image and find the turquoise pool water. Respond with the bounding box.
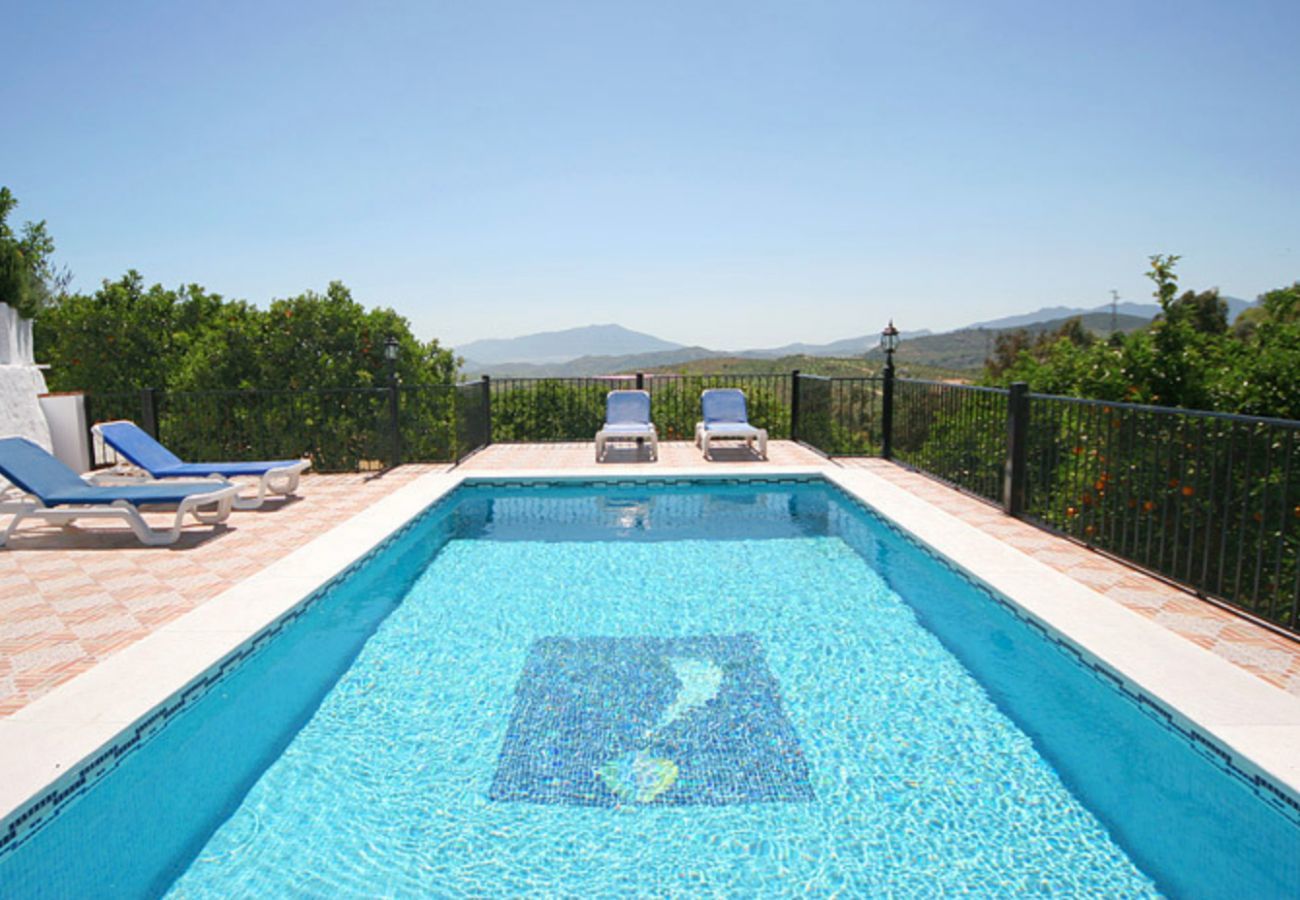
[1,479,1297,897]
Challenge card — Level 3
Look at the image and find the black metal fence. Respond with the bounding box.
[1022,394,1300,631]
[794,375,883,455]
[784,374,1299,633]
[891,379,1009,504]
[86,383,479,473]
[484,373,794,443]
[79,370,1300,635]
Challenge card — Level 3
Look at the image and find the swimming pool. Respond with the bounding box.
[1,477,1297,897]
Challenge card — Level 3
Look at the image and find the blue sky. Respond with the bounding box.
[4,1,1297,350]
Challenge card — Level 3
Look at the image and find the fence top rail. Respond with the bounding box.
[796,373,832,382]
[86,384,463,400]
[896,378,1009,396]
[485,375,638,382]
[139,386,397,399]
[1028,390,1300,431]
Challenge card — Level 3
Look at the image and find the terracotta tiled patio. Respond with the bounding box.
[0,465,448,716]
[838,458,1300,697]
[2,443,1297,724]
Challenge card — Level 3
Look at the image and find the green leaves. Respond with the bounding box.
[35,274,458,395]
[0,187,64,318]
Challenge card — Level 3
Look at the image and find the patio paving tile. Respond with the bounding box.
[0,464,446,714]
[835,457,1300,696]
[2,449,1297,722]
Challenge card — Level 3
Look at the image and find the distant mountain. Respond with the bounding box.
[461,347,722,378]
[456,324,683,366]
[862,313,1151,371]
[736,330,932,359]
[968,296,1254,331]
[456,294,1259,377]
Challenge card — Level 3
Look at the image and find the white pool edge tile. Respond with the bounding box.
[3,462,1298,844]
[0,468,466,828]
[823,466,1300,804]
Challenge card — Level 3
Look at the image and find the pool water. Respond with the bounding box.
[2,481,1297,898]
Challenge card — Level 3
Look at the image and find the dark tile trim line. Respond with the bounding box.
[1,475,817,858]
[0,484,464,862]
[3,472,1295,863]
[821,479,1300,830]
[459,475,823,491]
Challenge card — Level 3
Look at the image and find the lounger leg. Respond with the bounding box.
[0,508,31,547]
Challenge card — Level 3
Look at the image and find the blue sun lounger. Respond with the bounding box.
[695,389,768,460]
[93,420,311,510]
[0,437,239,547]
[595,390,658,461]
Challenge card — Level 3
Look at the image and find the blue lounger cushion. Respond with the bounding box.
[701,389,750,425]
[0,438,230,507]
[604,391,652,427]
[96,421,300,479]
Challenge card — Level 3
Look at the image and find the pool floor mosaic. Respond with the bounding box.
[490,634,813,806]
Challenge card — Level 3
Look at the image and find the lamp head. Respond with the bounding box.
[880,320,900,353]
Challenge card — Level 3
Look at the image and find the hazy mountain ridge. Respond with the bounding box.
[462,347,720,378]
[457,324,683,366]
[456,296,1256,376]
[969,297,1253,331]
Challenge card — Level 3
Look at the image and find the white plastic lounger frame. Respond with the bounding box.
[695,388,768,460]
[224,460,309,510]
[88,463,307,511]
[91,421,310,510]
[694,421,768,460]
[0,486,240,548]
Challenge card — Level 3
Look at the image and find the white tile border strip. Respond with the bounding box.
[2,460,1298,852]
[0,462,827,835]
[0,467,466,830]
[823,467,1300,803]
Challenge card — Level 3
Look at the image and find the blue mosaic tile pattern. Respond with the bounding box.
[490,634,813,806]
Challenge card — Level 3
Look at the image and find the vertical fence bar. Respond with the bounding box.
[881,367,895,459]
[1004,382,1029,516]
[790,370,802,443]
[140,388,159,439]
[481,375,492,446]
[387,382,402,468]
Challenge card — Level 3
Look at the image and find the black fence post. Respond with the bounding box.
[140,388,159,439]
[481,375,492,446]
[387,383,402,468]
[1004,382,1029,516]
[636,371,645,390]
[790,370,801,442]
[881,368,895,459]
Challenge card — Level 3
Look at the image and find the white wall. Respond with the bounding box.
[0,303,55,492]
[40,393,90,472]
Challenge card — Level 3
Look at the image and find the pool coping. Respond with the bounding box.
[2,462,1299,854]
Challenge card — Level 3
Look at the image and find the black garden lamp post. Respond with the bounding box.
[880,320,899,459]
[384,335,400,385]
[384,336,401,467]
[880,320,900,374]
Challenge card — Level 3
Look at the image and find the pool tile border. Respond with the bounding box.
[0,468,471,859]
[822,468,1300,825]
[0,465,826,859]
[2,464,1298,863]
